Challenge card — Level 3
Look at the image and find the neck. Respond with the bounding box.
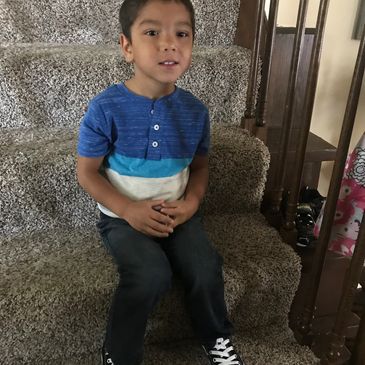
[124,78,175,100]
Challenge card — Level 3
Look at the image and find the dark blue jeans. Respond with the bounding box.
[97,211,233,365]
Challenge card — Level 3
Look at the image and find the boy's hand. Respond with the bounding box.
[123,200,175,238]
[160,198,199,228]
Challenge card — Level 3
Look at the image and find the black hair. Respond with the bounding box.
[119,0,195,42]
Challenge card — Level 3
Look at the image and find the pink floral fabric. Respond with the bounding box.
[314,133,365,256]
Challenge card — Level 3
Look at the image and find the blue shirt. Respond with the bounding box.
[77,83,210,217]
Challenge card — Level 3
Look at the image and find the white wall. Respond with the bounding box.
[277,0,320,27]
[277,0,365,195]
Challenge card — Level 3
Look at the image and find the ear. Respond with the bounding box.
[120,33,134,63]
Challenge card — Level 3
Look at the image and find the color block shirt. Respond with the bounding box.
[77,83,210,218]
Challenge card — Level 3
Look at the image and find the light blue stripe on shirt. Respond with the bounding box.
[107,153,192,178]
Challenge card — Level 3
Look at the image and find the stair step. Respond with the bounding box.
[0,0,240,46]
[0,125,268,236]
[1,212,303,363]
[36,335,319,364]
[141,334,319,365]
[0,43,250,130]
[0,126,76,147]
[0,130,95,236]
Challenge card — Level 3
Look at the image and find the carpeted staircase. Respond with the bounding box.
[0,0,319,364]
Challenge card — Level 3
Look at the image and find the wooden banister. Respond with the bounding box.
[256,0,279,128]
[282,0,330,234]
[235,0,270,141]
[297,27,365,345]
[312,215,365,363]
[235,0,266,50]
[242,0,266,122]
[269,0,309,214]
[352,303,365,364]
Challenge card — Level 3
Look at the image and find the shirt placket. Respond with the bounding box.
[146,101,161,160]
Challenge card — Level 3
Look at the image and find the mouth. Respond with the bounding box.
[159,61,179,66]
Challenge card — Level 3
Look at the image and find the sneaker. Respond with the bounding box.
[101,345,115,365]
[295,203,315,247]
[202,337,244,365]
[101,346,144,365]
[299,186,325,220]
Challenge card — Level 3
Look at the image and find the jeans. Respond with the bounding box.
[97,211,233,365]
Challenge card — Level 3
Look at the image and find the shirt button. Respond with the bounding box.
[153,124,160,131]
[152,141,159,148]
[150,109,154,115]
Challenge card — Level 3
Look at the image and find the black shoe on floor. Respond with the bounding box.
[299,186,325,220]
[202,337,245,365]
[101,345,115,365]
[295,203,315,248]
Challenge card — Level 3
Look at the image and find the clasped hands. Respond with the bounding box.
[123,198,199,238]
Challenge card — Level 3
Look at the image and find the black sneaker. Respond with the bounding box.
[299,186,325,220]
[295,203,315,248]
[101,345,115,365]
[101,346,144,365]
[202,337,245,365]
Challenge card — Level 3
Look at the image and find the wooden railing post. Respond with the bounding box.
[311,214,365,364]
[269,0,309,214]
[296,27,365,345]
[241,0,265,131]
[282,0,330,235]
[352,307,365,364]
[255,0,279,128]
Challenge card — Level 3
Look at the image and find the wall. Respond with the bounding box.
[276,0,364,195]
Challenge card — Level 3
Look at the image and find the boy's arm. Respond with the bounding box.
[184,154,209,209]
[160,155,209,228]
[77,156,174,237]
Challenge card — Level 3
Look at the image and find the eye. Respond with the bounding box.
[177,31,189,38]
[145,30,158,36]
[343,186,351,195]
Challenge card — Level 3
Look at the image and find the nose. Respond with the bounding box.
[160,34,176,51]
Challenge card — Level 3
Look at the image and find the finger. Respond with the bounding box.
[152,204,163,212]
[149,219,174,234]
[161,201,179,208]
[152,211,175,225]
[170,217,182,229]
[169,220,178,229]
[143,228,169,238]
[160,207,178,216]
[144,227,170,238]
[150,200,165,209]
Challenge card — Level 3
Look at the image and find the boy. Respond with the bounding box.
[77,0,244,364]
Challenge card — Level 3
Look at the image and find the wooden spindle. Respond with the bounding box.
[283,0,330,234]
[311,215,365,364]
[352,308,365,364]
[269,0,309,213]
[256,0,279,127]
[242,0,265,127]
[297,27,365,343]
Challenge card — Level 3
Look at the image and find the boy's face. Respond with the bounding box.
[120,0,193,94]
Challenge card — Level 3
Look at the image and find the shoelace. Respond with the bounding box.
[208,338,241,365]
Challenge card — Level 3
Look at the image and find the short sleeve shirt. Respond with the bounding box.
[77,83,210,217]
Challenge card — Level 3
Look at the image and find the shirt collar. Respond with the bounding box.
[116,83,180,104]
